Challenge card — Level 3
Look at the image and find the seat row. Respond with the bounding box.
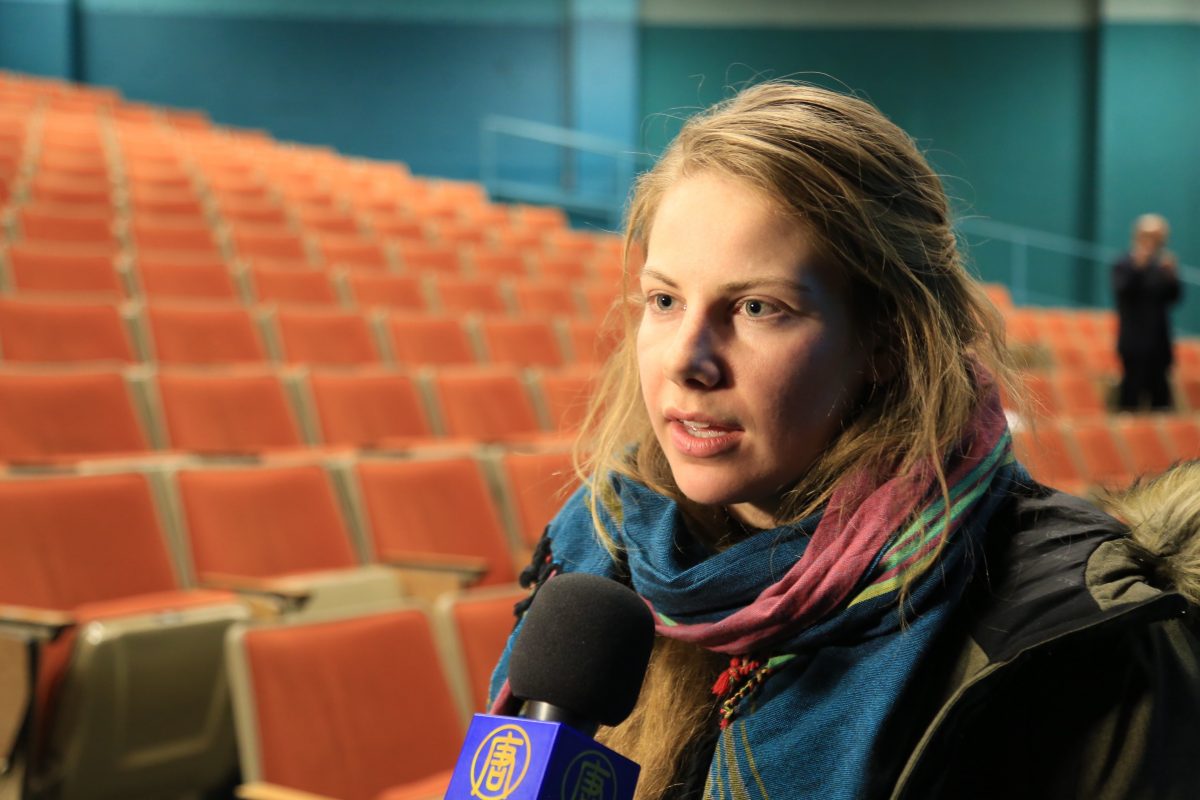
[0,250,623,315]
[1005,366,1200,419]
[0,219,623,277]
[0,363,598,464]
[1012,414,1200,495]
[1,447,575,601]
[0,201,624,277]
[0,451,530,796]
[0,296,619,367]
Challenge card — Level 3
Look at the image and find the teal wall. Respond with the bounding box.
[0,0,73,78]
[1096,23,1200,310]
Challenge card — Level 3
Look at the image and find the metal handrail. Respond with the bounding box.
[480,114,654,227]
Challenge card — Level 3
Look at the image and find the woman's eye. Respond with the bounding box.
[741,298,780,318]
[651,293,676,311]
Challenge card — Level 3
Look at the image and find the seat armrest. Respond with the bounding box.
[380,552,490,602]
[199,574,312,614]
[381,552,488,581]
[237,781,340,800]
[0,605,75,642]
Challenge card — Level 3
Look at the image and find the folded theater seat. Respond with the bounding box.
[0,470,249,800]
[227,605,461,800]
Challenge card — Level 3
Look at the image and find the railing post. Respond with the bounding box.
[480,120,496,198]
[1012,233,1029,306]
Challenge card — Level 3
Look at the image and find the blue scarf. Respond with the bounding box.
[492,402,1015,798]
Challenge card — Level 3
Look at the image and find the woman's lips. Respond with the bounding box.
[667,419,744,457]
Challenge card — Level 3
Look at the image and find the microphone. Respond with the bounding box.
[445,572,655,800]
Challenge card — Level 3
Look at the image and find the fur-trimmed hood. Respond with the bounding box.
[1099,459,1200,607]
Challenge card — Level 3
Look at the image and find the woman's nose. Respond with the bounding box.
[664,314,722,388]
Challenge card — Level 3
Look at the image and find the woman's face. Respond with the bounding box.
[637,171,869,528]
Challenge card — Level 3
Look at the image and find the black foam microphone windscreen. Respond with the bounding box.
[508,572,656,728]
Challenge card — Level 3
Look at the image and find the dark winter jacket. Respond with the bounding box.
[888,480,1200,798]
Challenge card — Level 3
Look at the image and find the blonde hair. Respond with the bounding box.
[577,80,1012,563]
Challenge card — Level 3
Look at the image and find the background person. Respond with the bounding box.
[1113,213,1182,410]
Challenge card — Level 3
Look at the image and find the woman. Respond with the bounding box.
[489,82,1200,799]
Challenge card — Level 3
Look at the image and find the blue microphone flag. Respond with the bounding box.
[444,714,638,800]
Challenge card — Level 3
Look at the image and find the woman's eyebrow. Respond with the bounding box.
[641,268,809,294]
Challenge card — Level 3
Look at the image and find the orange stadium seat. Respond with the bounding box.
[1003,309,1041,348]
[517,204,568,232]
[155,368,305,454]
[130,218,222,256]
[249,265,339,306]
[175,462,361,584]
[0,368,149,462]
[981,283,1014,313]
[25,177,112,207]
[491,227,545,252]
[273,307,381,365]
[476,317,564,368]
[227,607,460,800]
[1162,417,1200,461]
[507,277,579,317]
[0,296,137,363]
[535,252,590,281]
[1054,371,1108,417]
[1176,342,1200,378]
[545,229,600,258]
[581,283,622,320]
[0,471,245,798]
[211,197,285,226]
[1177,375,1200,412]
[147,302,268,364]
[342,271,427,312]
[306,369,433,447]
[230,227,310,264]
[296,209,362,238]
[535,366,598,433]
[564,318,619,365]
[127,187,209,219]
[370,214,429,243]
[470,249,528,280]
[1071,420,1133,488]
[1018,372,1061,419]
[1012,425,1086,494]
[428,275,507,315]
[394,241,461,275]
[436,584,527,713]
[498,446,578,548]
[15,205,118,245]
[355,455,517,587]
[1114,417,1176,476]
[135,256,241,301]
[5,242,125,297]
[383,313,476,366]
[315,234,390,271]
[427,366,542,441]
